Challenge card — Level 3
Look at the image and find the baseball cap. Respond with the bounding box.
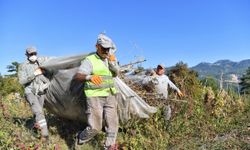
[157,64,165,69]
[96,33,114,48]
[26,47,37,54]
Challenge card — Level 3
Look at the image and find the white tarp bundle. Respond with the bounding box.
[41,53,157,123]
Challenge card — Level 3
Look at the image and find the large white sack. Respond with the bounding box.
[40,54,157,123]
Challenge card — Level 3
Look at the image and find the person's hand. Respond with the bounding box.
[177,91,184,97]
[90,75,103,85]
[34,68,43,76]
[108,54,116,62]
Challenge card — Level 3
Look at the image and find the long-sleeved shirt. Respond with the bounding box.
[18,57,50,95]
[142,74,180,99]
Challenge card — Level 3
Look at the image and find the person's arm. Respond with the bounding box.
[108,54,120,77]
[74,58,102,85]
[37,56,51,64]
[142,76,153,85]
[18,63,37,85]
[74,58,92,82]
[74,70,103,85]
[74,73,89,82]
[168,79,180,92]
[166,76,184,97]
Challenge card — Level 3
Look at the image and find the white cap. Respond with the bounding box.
[157,63,165,69]
[96,33,117,54]
[97,34,113,48]
[26,47,37,54]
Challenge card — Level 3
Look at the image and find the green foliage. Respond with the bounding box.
[201,76,219,91]
[168,62,204,121]
[204,88,245,118]
[0,76,24,96]
[137,66,144,71]
[168,61,203,99]
[6,61,20,77]
[119,109,170,150]
[0,62,23,96]
[240,67,250,94]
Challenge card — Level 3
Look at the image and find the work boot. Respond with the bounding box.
[76,127,98,145]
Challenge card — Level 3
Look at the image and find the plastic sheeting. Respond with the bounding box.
[41,53,157,123]
[114,77,157,123]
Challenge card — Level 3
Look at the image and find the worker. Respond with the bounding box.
[143,64,183,99]
[18,47,50,142]
[74,33,119,150]
[142,64,183,121]
[143,64,183,120]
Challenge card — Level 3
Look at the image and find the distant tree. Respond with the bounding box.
[240,67,250,95]
[6,61,19,77]
[137,66,144,71]
[201,76,219,91]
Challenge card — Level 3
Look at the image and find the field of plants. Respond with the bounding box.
[0,63,249,150]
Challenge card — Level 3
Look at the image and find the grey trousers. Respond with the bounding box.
[25,93,48,137]
[85,95,118,147]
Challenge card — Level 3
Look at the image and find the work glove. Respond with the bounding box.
[108,54,116,62]
[90,75,103,85]
[177,91,184,97]
[34,68,43,76]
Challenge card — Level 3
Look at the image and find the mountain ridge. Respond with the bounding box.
[191,59,250,80]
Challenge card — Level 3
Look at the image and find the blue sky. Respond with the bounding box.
[1,0,250,75]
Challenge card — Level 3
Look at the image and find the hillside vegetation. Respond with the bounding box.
[0,63,249,150]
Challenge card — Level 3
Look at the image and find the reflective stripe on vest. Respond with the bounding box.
[84,54,117,97]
